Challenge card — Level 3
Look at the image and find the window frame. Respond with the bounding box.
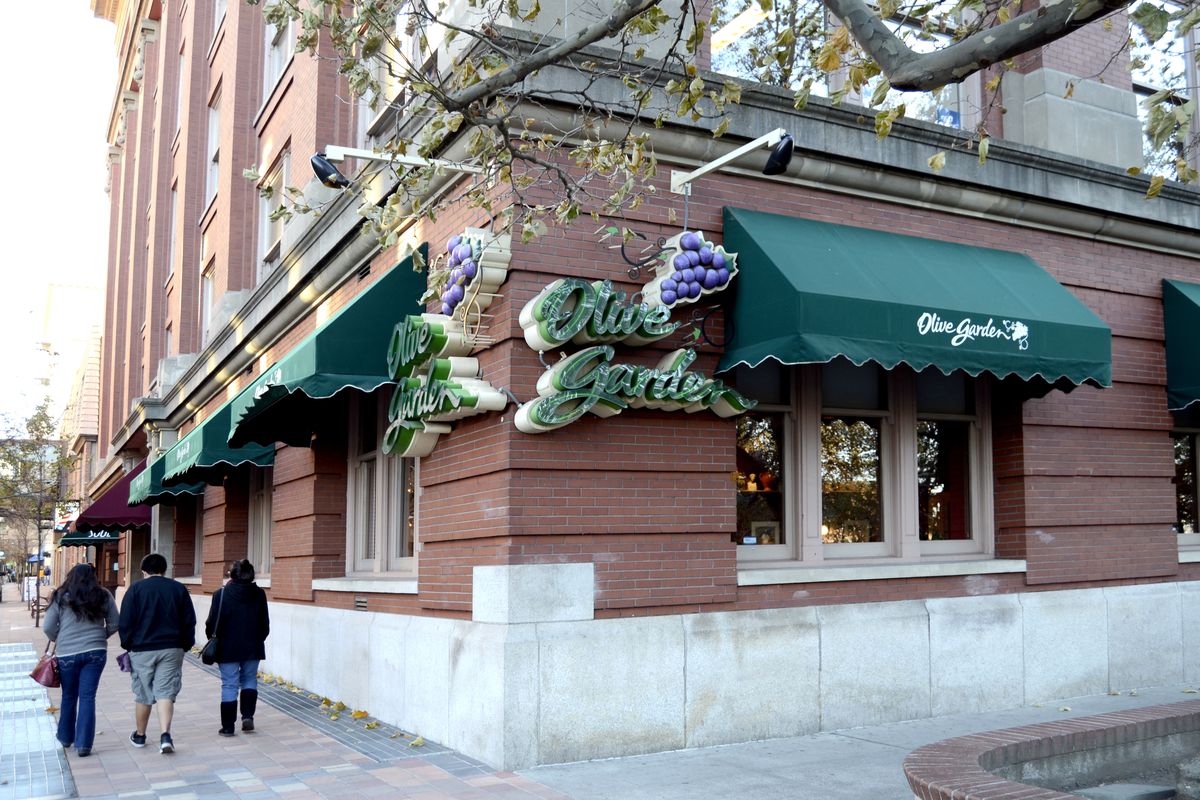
[247,466,273,575]
[200,260,215,345]
[205,90,221,207]
[262,14,295,103]
[1130,0,1200,180]
[735,362,994,565]
[257,148,290,282]
[346,393,419,576]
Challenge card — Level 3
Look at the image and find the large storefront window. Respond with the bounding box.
[247,467,273,575]
[732,359,993,563]
[1174,431,1198,538]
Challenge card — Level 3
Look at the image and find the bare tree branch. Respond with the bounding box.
[825,0,1131,90]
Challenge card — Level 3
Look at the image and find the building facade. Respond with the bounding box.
[84,0,1200,769]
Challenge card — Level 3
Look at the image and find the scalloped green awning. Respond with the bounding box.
[163,390,275,485]
[128,455,205,506]
[228,246,429,448]
[717,207,1112,388]
[1164,279,1200,411]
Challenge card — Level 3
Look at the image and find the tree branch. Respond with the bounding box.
[824,0,1131,90]
[444,0,664,111]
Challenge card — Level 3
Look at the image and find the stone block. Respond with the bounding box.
[537,616,685,764]
[817,600,931,730]
[402,615,454,745]
[1020,588,1108,702]
[1184,582,1200,685]
[683,607,820,748]
[1106,583,1183,690]
[927,594,1024,716]
[365,612,410,718]
[472,563,594,624]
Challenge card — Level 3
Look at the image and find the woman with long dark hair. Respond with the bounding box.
[43,563,119,757]
[205,559,269,736]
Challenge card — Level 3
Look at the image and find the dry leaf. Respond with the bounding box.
[1058,706,1071,712]
[365,721,380,730]
[389,731,403,739]
[332,701,347,712]
[410,736,425,747]
[1128,690,1139,696]
[45,706,58,714]
[1183,688,1198,693]
[927,151,947,173]
[351,710,369,719]
[329,713,340,721]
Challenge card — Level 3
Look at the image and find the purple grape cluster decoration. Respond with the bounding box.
[439,234,482,316]
[644,230,738,309]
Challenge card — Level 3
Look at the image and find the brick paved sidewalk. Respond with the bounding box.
[0,590,564,800]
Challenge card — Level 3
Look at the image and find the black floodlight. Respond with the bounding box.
[762,133,794,176]
[310,153,351,189]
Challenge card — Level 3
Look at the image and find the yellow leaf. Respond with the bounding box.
[997,6,1010,22]
[389,731,403,739]
[410,736,425,747]
[978,137,990,166]
[815,43,841,73]
[985,74,1002,92]
[1103,18,1113,31]
[329,714,340,721]
[831,26,850,52]
[1183,688,1198,693]
[351,710,369,719]
[928,151,947,172]
[1146,174,1165,199]
[1126,166,1142,176]
[365,721,380,730]
[1058,706,1072,712]
[46,706,58,714]
[320,697,332,706]
[332,701,347,711]
[1064,81,1075,99]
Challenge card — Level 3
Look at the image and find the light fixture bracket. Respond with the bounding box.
[670,128,790,194]
[324,145,484,175]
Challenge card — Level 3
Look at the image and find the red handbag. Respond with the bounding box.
[30,642,59,688]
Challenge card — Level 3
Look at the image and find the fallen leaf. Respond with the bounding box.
[1058,706,1072,712]
[389,731,402,739]
[410,736,425,747]
[45,706,58,714]
[351,710,369,719]
[329,714,340,721]
[1108,691,1120,696]
[320,697,332,706]
[365,721,379,730]
[332,701,347,712]
[1183,688,1198,693]
[308,693,320,700]
[1128,690,1139,696]
[927,151,947,173]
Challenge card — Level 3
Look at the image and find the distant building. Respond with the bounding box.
[88,0,1200,770]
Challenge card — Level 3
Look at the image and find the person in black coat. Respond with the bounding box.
[205,560,269,736]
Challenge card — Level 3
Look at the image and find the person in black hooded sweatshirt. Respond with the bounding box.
[205,560,269,736]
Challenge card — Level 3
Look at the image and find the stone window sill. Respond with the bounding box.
[311,577,417,594]
[737,558,1027,586]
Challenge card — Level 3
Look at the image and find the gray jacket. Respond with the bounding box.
[44,592,119,657]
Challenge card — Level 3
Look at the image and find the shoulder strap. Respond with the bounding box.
[213,588,225,635]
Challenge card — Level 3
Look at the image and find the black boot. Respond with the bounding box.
[219,701,237,736]
[240,689,258,732]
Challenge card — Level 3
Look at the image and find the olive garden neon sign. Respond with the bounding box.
[515,230,755,433]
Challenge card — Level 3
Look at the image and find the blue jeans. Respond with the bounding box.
[218,660,259,702]
[57,649,106,750]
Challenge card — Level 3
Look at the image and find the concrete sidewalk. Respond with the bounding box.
[5,586,1199,799]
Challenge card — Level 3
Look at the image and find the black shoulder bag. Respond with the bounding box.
[200,589,223,665]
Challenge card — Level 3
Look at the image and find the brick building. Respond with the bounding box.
[83,0,1200,769]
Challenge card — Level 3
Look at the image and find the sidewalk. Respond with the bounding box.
[0,591,559,800]
[5,587,1200,800]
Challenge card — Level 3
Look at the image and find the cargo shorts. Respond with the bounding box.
[128,648,184,704]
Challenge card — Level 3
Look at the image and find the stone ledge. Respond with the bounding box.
[903,701,1200,799]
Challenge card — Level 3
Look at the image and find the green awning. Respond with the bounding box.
[717,207,1112,388]
[163,390,275,485]
[228,246,429,448]
[128,456,205,506]
[59,529,121,547]
[1164,279,1200,411]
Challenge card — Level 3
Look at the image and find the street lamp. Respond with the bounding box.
[311,145,485,189]
[670,128,794,195]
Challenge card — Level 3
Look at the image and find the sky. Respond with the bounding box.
[0,2,115,434]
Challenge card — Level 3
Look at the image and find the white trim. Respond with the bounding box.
[1179,549,1200,563]
[737,558,1027,586]
[178,575,202,585]
[311,576,417,594]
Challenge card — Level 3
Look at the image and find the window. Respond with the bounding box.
[193,494,205,577]
[1174,404,1200,547]
[247,467,273,574]
[214,0,227,36]
[1130,0,1199,180]
[200,262,215,345]
[174,49,185,135]
[733,359,993,563]
[164,323,173,358]
[262,15,294,101]
[347,393,417,574]
[258,149,289,281]
[166,186,178,280]
[205,92,220,206]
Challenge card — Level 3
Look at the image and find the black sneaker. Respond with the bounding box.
[77,748,91,757]
[159,732,174,754]
[241,718,254,732]
[129,731,146,748]
[218,727,235,737]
